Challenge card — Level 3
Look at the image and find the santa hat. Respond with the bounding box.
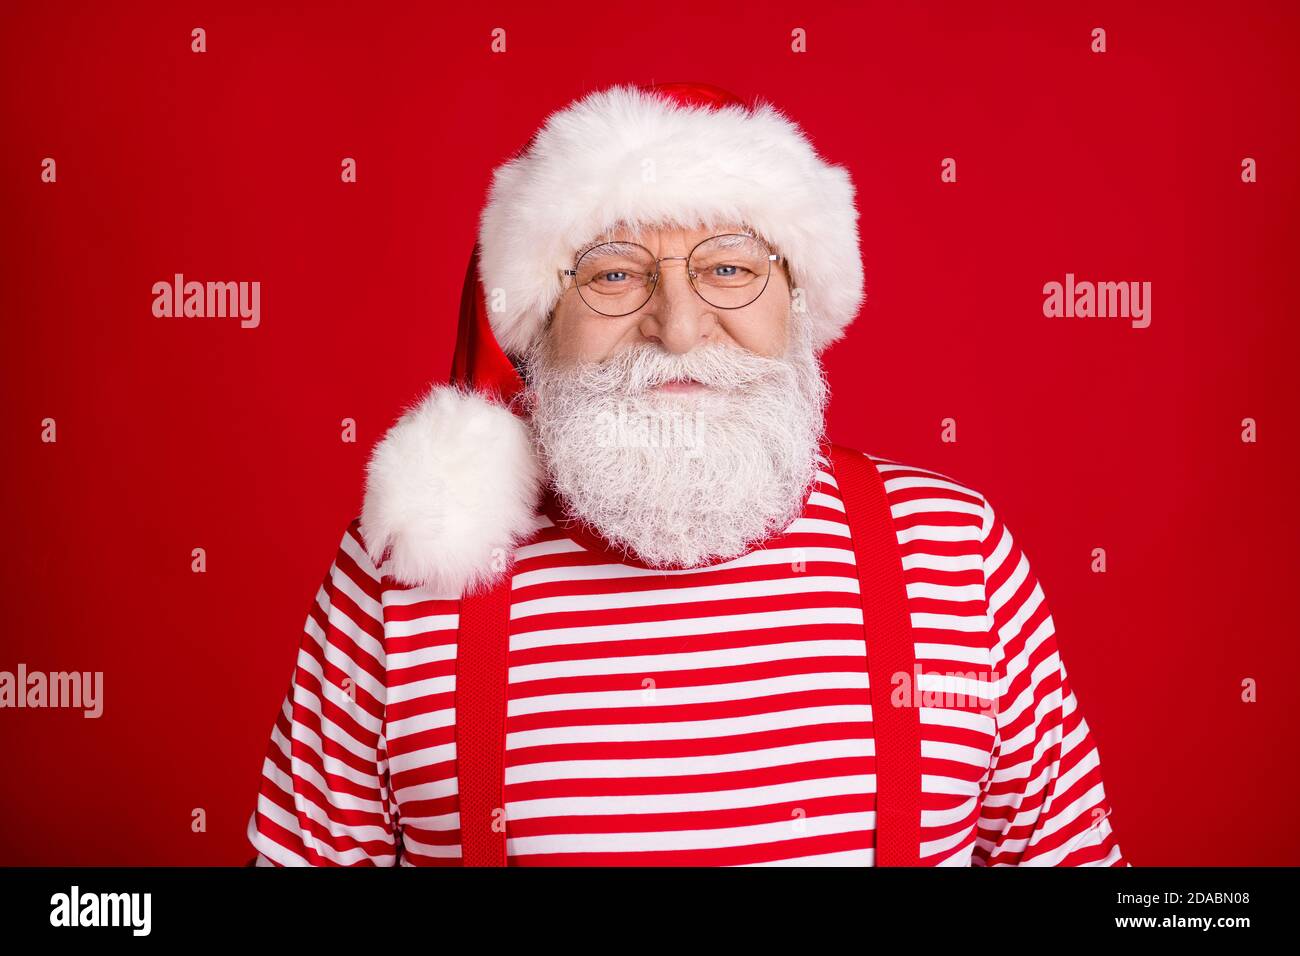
[360,81,864,596]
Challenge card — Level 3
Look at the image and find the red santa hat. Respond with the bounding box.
[360,81,865,595]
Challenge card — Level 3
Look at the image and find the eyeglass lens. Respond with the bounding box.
[573,233,775,317]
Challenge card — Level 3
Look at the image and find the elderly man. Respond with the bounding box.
[247,82,1125,867]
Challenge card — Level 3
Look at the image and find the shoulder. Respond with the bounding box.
[834,450,1048,613]
[829,444,992,538]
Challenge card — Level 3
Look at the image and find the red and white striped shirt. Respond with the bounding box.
[248,449,1125,866]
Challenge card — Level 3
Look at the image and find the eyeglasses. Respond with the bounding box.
[560,232,785,317]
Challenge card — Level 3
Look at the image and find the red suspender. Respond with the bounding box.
[455,445,921,867]
[454,577,512,866]
[829,444,923,865]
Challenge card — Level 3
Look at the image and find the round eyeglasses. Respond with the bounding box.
[561,232,784,317]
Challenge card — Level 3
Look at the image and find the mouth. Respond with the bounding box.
[650,378,712,395]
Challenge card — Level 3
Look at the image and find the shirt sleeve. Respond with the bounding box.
[972,496,1126,867]
[246,519,399,866]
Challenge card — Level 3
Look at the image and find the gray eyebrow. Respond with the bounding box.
[708,232,763,249]
[574,225,764,261]
[579,240,648,258]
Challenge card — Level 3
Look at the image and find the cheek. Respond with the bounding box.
[549,310,635,364]
[725,299,789,357]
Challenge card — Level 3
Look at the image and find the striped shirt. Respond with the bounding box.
[247,449,1125,866]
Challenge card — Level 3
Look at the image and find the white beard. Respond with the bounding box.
[521,320,829,568]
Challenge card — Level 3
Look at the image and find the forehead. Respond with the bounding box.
[582,219,759,249]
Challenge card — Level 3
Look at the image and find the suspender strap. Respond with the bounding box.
[455,576,512,866]
[829,444,923,866]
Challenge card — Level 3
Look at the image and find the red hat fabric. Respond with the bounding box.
[450,243,524,403]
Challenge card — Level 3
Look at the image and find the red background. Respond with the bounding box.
[1,1,1296,866]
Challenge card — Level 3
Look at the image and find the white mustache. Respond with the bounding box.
[553,342,790,396]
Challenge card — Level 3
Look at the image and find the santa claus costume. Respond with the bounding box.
[247,81,1125,867]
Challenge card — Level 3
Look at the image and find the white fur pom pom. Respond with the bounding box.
[359,386,542,597]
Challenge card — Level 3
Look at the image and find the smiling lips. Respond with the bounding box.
[651,379,711,395]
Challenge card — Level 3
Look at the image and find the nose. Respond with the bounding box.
[637,258,717,355]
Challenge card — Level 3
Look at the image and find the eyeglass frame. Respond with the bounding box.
[557,231,789,318]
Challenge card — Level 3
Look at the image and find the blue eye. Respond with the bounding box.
[602,271,629,283]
